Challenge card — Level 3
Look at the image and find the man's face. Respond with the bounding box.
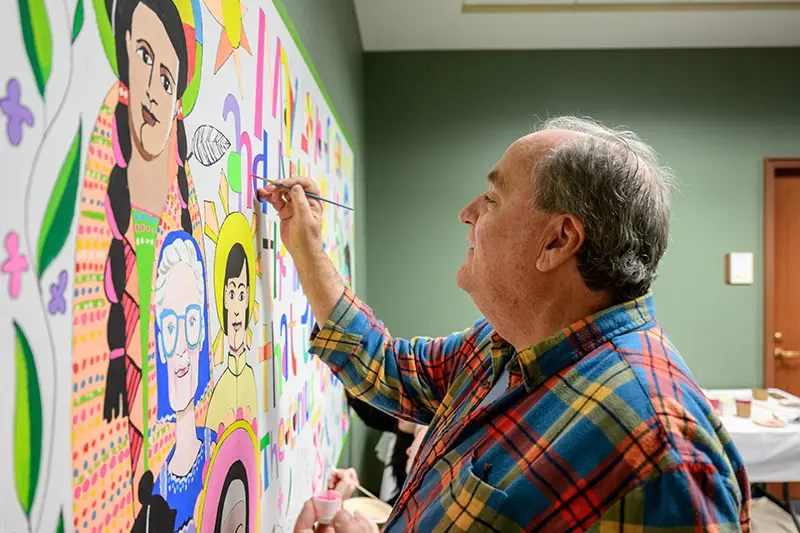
[224,262,249,352]
[456,134,551,313]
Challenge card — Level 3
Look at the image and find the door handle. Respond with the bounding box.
[775,347,800,359]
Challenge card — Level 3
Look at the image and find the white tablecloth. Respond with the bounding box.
[704,388,800,483]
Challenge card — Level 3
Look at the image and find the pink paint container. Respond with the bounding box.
[313,490,343,525]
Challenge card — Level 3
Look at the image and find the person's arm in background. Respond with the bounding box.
[259,179,487,424]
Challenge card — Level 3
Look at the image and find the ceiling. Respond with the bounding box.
[353,0,800,51]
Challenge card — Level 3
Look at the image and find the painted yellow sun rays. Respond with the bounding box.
[204,0,252,95]
[204,170,262,365]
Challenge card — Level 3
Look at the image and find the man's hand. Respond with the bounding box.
[257,177,345,326]
[257,177,324,261]
[328,468,359,500]
[293,500,379,533]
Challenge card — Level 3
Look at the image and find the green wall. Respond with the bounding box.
[280,0,381,483]
[364,49,800,389]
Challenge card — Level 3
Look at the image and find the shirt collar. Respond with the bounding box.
[490,292,656,392]
[228,350,247,376]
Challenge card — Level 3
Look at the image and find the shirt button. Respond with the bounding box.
[481,379,491,389]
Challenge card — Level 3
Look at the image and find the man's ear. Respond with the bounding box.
[535,215,585,273]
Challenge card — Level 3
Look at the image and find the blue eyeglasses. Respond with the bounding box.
[158,304,203,359]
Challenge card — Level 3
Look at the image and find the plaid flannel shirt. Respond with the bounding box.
[310,288,751,532]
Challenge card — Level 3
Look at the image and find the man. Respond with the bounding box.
[260,116,751,532]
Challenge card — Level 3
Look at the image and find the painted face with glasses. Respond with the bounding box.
[156,238,207,414]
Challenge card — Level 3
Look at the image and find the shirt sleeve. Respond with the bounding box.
[346,393,398,433]
[309,287,482,425]
[588,461,750,532]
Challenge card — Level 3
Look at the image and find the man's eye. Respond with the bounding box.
[229,290,234,299]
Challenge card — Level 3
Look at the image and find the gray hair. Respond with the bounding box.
[531,116,676,303]
[155,237,206,352]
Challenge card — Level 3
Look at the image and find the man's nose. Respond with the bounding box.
[459,197,479,225]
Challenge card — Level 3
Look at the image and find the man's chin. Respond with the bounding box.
[455,265,470,292]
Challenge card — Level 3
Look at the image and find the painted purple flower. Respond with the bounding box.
[0,78,34,146]
[48,269,68,314]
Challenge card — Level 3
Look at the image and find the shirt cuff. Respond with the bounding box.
[309,287,372,370]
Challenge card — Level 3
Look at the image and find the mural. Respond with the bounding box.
[0,0,353,531]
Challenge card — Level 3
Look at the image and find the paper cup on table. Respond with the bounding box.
[752,388,769,401]
[314,490,343,525]
[735,398,752,418]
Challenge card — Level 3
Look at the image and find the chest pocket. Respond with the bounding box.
[426,455,508,533]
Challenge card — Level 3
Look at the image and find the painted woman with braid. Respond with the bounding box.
[71,0,204,530]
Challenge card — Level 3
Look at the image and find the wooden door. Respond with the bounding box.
[764,158,800,497]
[765,159,800,392]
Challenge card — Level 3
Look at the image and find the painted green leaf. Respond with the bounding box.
[71,0,84,43]
[183,43,203,116]
[37,121,82,276]
[13,322,43,518]
[18,0,52,98]
[56,509,64,533]
[92,0,117,76]
[227,151,243,193]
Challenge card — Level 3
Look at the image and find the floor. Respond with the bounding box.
[753,497,800,532]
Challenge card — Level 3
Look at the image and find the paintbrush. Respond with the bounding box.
[255,155,354,212]
[251,174,355,213]
[330,468,383,503]
[253,175,354,212]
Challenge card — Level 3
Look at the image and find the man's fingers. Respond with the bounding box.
[293,501,317,533]
[258,187,287,213]
[279,176,321,196]
[289,184,315,213]
[332,510,357,532]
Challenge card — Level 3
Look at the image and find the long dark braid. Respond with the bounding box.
[101,0,192,475]
[176,119,192,234]
[102,96,134,422]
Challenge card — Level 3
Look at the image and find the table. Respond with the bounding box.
[704,388,800,531]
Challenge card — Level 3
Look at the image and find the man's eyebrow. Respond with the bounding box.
[488,170,504,189]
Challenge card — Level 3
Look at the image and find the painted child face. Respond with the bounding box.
[224,263,249,353]
[125,3,180,157]
[160,263,202,413]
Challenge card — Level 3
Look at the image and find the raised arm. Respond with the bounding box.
[258,178,482,423]
[310,287,485,424]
